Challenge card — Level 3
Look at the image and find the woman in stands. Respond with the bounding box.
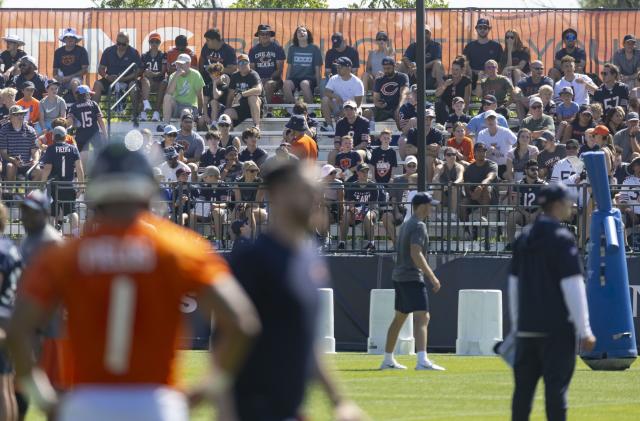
[565,104,595,143]
[592,124,616,177]
[434,56,471,124]
[505,128,539,182]
[233,160,267,237]
[500,29,530,85]
[362,31,395,97]
[603,106,626,135]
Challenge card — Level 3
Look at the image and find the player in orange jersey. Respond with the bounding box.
[7,143,260,421]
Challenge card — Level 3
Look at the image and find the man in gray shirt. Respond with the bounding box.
[380,192,445,371]
[613,111,640,163]
[175,111,204,180]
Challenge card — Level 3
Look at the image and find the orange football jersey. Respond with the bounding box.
[20,211,230,387]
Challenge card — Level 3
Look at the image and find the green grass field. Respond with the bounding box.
[26,351,640,421]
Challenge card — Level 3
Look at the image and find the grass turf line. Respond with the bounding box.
[26,351,640,421]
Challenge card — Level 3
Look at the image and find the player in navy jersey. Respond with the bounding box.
[0,201,22,421]
[506,160,546,248]
[40,126,84,236]
[67,84,105,168]
[140,33,168,122]
[593,63,630,112]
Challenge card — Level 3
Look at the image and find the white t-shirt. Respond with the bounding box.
[550,156,586,206]
[554,74,594,105]
[159,160,190,182]
[476,126,517,166]
[325,74,365,102]
[620,175,640,214]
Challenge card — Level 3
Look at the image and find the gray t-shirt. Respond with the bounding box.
[287,44,323,81]
[40,95,67,127]
[614,127,640,163]
[368,50,387,75]
[392,215,428,283]
[612,49,640,76]
[176,130,205,159]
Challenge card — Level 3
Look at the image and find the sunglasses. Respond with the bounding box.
[445,153,456,157]
[247,169,259,173]
[566,146,578,150]
[505,35,515,39]
[532,67,543,70]
[477,26,490,30]
[116,41,128,47]
[376,38,387,42]
[239,60,249,65]
[406,163,417,168]
[565,35,576,41]
[218,123,230,127]
[527,167,539,171]
[149,40,161,44]
[530,105,542,109]
[259,32,271,36]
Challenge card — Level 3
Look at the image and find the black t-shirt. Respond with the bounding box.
[403,41,442,63]
[593,82,630,111]
[373,72,409,110]
[53,45,89,76]
[198,182,232,202]
[12,73,47,100]
[369,147,398,183]
[463,40,503,71]
[41,141,80,182]
[440,75,471,108]
[0,49,26,73]
[248,41,286,80]
[464,160,499,184]
[345,182,381,212]
[200,148,226,167]
[399,102,416,122]
[99,45,141,76]
[406,127,445,146]
[504,49,531,73]
[517,75,554,98]
[555,47,587,63]
[239,147,267,166]
[570,120,595,144]
[325,46,360,75]
[446,113,471,127]
[578,143,600,156]
[537,145,567,179]
[335,150,362,172]
[335,116,370,145]
[141,50,167,80]
[229,70,261,95]
[201,43,238,84]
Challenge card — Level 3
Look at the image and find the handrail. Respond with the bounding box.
[106,62,139,141]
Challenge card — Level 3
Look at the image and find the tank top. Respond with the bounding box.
[369,50,387,75]
[511,146,533,172]
[438,164,462,184]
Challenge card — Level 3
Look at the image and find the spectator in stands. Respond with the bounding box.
[537,84,557,117]
[0,35,26,78]
[159,124,182,156]
[555,87,580,136]
[445,96,471,133]
[39,80,66,131]
[207,62,230,122]
[161,53,206,128]
[53,28,89,95]
[285,115,318,161]
[463,18,503,87]
[401,24,445,89]
[515,60,553,118]
[537,131,567,180]
[249,24,285,104]
[579,127,599,155]
[433,146,465,217]
[37,117,75,149]
[614,111,640,162]
[191,165,230,242]
[613,145,631,184]
[176,112,205,178]
[239,127,268,167]
[362,31,395,95]
[616,157,640,242]
[292,100,318,139]
[219,145,243,182]
[317,164,344,251]
[447,122,474,164]
[466,95,509,136]
[325,32,360,80]
[341,163,380,252]
[613,34,640,88]
[159,146,189,182]
[200,28,236,81]
[554,56,597,105]
[16,82,40,128]
[172,166,198,226]
[216,114,241,150]
[201,130,227,168]
[500,29,530,85]
[506,159,546,246]
[167,35,198,75]
[12,55,47,100]
[550,28,587,81]
[461,142,498,222]
[364,56,408,123]
[369,129,397,184]
[593,124,616,176]
[564,104,595,143]
[590,102,604,123]
[263,141,299,170]
[93,32,141,104]
[521,96,556,139]
[140,32,167,122]
[434,56,472,124]
[475,59,515,107]
[335,100,370,151]
[594,63,630,112]
[505,128,539,182]
[550,139,582,186]
[335,135,362,181]
[224,54,263,129]
[404,108,445,180]
[476,110,517,179]
[234,160,267,236]
[0,87,17,123]
[0,105,40,181]
[321,57,364,131]
[284,26,322,105]
[603,106,626,135]
[398,84,419,134]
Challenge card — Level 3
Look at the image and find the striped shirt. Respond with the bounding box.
[0,122,37,160]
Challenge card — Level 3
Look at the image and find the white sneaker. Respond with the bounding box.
[380,360,407,370]
[151,111,161,122]
[415,360,446,371]
[139,111,148,121]
[143,99,152,111]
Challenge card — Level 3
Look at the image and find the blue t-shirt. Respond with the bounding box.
[403,40,442,63]
[556,101,580,120]
[41,141,80,182]
[467,111,509,135]
[335,150,362,172]
[517,75,554,98]
[287,44,323,80]
[53,45,89,77]
[99,45,141,76]
[555,47,587,63]
[248,41,286,79]
[406,127,445,146]
[373,72,409,110]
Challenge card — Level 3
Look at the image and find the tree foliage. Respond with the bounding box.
[578,0,640,7]
[92,0,218,7]
[230,0,328,8]
[348,0,448,8]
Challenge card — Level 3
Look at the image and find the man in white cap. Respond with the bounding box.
[0,35,26,79]
[53,28,89,92]
[12,55,47,100]
[161,53,206,129]
[476,110,517,179]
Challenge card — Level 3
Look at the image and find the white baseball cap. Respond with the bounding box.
[405,155,418,165]
[175,53,191,65]
[321,164,339,178]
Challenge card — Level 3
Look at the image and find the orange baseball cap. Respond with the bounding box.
[149,33,162,42]
[593,125,610,136]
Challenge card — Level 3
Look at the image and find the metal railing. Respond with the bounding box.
[2,181,639,255]
[106,62,139,140]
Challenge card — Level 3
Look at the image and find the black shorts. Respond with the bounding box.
[498,164,507,180]
[51,185,76,216]
[289,78,317,92]
[0,350,12,374]
[205,83,229,104]
[394,281,429,314]
[231,98,260,127]
[97,77,113,92]
[373,107,396,122]
[262,78,283,91]
[75,131,103,151]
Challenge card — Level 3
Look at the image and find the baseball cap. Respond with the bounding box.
[175,34,188,47]
[381,56,396,66]
[536,183,575,206]
[9,105,27,115]
[46,79,60,88]
[3,35,24,45]
[405,155,418,166]
[424,24,432,33]
[52,126,67,139]
[540,130,556,142]
[237,53,250,63]
[181,110,194,121]
[452,96,465,105]
[481,95,497,105]
[22,81,35,90]
[285,115,306,131]
[375,31,388,41]
[243,160,259,171]
[331,32,344,48]
[20,55,37,68]
[593,125,611,136]
[76,84,94,95]
[484,110,498,119]
[202,166,221,178]
[343,100,358,109]
[152,167,163,177]
[163,124,178,136]
[474,142,488,150]
[476,18,490,27]
[560,86,574,95]
[335,56,353,68]
[321,164,338,178]
[255,24,275,37]
[627,112,639,121]
[624,34,636,43]
[230,219,249,236]
[566,139,580,149]
[356,163,370,172]
[579,104,592,115]
[60,28,82,41]
[21,190,49,213]
[218,114,233,126]
[529,96,543,107]
[412,191,439,206]
[149,32,162,42]
[224,145,239,155]
[630,156,640,169]
[176,167,191,177]
[164,147,179,160]
[425,108,436,117]
[175,53,191,65]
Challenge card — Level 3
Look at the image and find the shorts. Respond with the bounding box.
[231,97,260,127]
[498,164,507,180]
[76,131,103,152]
[97,77,113,92]
[205,83,229,105]
[51,185,77,217]
[394,281,429,314]
[262,77,283,91]
[0,349,12,374]
[171,103,199,119]
[289,78,317,92]
[59,386,188,421]
[373,107,396,122]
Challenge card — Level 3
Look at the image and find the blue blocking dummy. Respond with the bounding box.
[581,151,637,370]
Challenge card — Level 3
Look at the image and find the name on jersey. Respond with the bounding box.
[55,145,73,153]
[78,236,156,273]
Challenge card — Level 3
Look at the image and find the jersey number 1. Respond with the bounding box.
[104,276,136,374]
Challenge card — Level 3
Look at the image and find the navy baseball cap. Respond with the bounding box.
[21,190,49,213]
[331,32,344,48]
[626,112,639,121]
[624,34,636,43]
[540,130,556,142]
[375,31,388,41]
[412,192,439,206]
[164,147,179,160]
[476,18,490,27]
[285,115,307,131]
[536,183,575,206]
[335,56,353,67]
[381,56,395,66]
[481,95,497,105]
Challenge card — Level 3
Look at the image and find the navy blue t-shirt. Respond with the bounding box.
[335,115,370,145]
[406,127,445,146]
[463,40,503,71]
[12,73,47,100]
[345,182,381,213]
[446,113,471,127]
[555,47,587,63]
[41,141,80,182]
[99,45,141,76]
[53,45,90,77]
[373,72,409,110]
[325,46,360,75]
[248,41,286,79]
[141,50,167,80]
[369,147,398,183]
[200,148,226,167]
[403,40,442,64]
[0,49,26,73]
[517,75,554,98]
[200,43,237,83]
[231,234,325,421]
[335,150,362,172]
[69,100,102,142]
[0,237,22,319]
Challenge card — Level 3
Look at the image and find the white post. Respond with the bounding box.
[317,288,336,354]
[456,289,503,355]
[367,289,415,355]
